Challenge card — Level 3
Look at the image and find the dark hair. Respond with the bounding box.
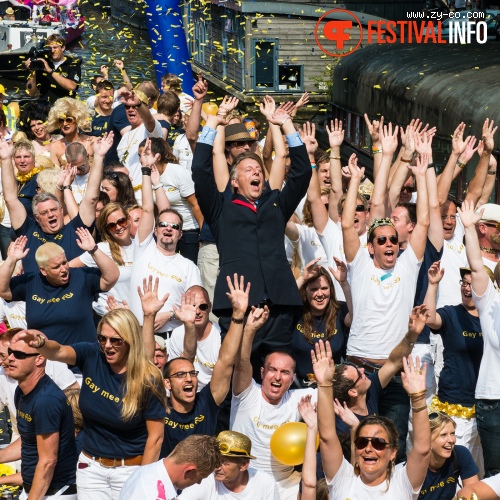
[155,208,183,230]
[337,193,368,216]
[103,171,136,207]
[332,364,356,406]
[163,356,193,378]
[446,194,462,209]
[98,191,110,206]
[299,267,340,343]
[395,202,417,225]
[95,80,115,94]
[18,103,50,140]
[138,137,178,164]
[314,148,327,164]
[157,91,181,117]
[0,109,6,128]
[103,161,126,174]
[263,351,296,373]
[45,34,66,47]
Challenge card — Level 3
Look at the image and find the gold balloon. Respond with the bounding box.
[270,422,319,466]
[201,102,219,127]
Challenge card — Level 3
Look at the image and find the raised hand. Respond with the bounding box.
[347,153,364,181]
[218,95,239,116]
[245,305,269,331]
[302,258,320,282]
[415,131,433,157]
[301,122,318,156]
[410,152,430,176]
[56,164,76,190]
[172,290,197,325]
[100,64,109,79]
[401,124,415,155]
[106,294,129,311]
[334,398,360,429]
[482,118,497,153]
[298,395,318,429]
[380,122,399,156]
[451,122,470,155]
[408,305,429,337]
[226,274,250,316]
[151,164,161,186]
[326,119,344,149]
[311,340,334,386]
[8,236,29,261]
[192,74,208,101]
[118,89,142,108]
[295,92,310,110]
[0,137,14,160]
[329,257,347,284]
[93,131,114,157]
[457,199,482,229]
[75,227,97,252]
[113,59,125,71]
[270,106,291,126]
[277,101,296,116]
[259,95,276,121]
[401,355,427,395]
[427,260,444,286]
[138,275,169,317]
[139,138,159,169]
[459,136,478,164]
[363,113,384,144]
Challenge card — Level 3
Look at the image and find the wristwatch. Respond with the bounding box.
[170,311,176,321]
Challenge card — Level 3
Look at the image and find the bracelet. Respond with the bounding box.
[412,404,428,412]
[409,389,427,396]
[141,167,152,176]
[48,69,54,76]
[311,163,316,169]
[457,161,466,169]
[372,148,382,154]
[280,117,291,128]
[330,156,341,160]
[403,337,415,347]
[152,183,163,191]
[427,162,435,169]
[487,170,496,176]
[63,185,72,190]
[36,334,46,348]
[88,244,99,255]
[400,156,412,163]
[409,391,427,399]
[231,316,245,324]
[318,383,333,387]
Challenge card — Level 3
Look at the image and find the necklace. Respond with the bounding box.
[72,174,89,201]
[35,136,51,146]
[121,127,139,163]
[480,246,498,255]
[16,167,43,184]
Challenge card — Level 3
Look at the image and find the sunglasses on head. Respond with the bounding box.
[97,334,125,347]
[8,348,39,360]
[428,411,447,421]
[104,172,119,181]
[58,116,75,124]
[106,217,128,231]
[375,235,398,245]
[354,436,392,451]
[158,221,181,230]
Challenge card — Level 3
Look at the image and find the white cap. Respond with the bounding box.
[476,203,500,223]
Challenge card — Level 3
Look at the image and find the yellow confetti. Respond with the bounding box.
[373,85,381,89]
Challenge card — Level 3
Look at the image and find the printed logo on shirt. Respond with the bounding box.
[165,414,205,430]
[17,410,32,422]
[446,242,465,253]
[310,240,322,247]
[147,262,183,282]
[85,377,121,403]
[253,417,290,430]
[419,476,456,496]
[32,231,63,243]
[193,357,215,369]
[31,293,73,304]
[462,331,482,339]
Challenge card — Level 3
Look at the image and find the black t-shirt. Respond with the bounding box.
[434,305,483,406]
[160,384,220,458]
[336,371,382,435]
[10,267,101,345]
[418,445,478,499]
[15,213,93,275]
[15,374,77,488]
[104,104,130,164]
[90,112,112,137]
[17,176,39,217]
[73,342,166,457]
[34,55,82,103]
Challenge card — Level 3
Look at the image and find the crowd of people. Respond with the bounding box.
[0,32,498,499]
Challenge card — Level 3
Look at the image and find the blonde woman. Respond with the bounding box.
[47,98,94,167]
[13,308,167,499]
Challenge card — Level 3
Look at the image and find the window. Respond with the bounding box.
[253,39,277,89]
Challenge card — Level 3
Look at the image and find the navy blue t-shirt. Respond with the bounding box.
[292,303,347,381]
[161,383,219,458]
[15,374,77,489]
[336,371,382,435]
[73,342,166,457]
[10,267,101,345]
[433,305,483,406]
[18,176,38,217]
[15,213,93,275]
[418,445,478,499]
[90,112,112,137]
[104,104,130,164]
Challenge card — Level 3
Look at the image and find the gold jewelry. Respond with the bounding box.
[330,156,341,160]
[480,246,498,255]
[121,128,140,163]
[16,166,43,184]
[412,404,428,412]
[430,395,475,419]
[457,161,466,169]
[409,389,427,397]
[36,334,46,348]
[318,383,333,387]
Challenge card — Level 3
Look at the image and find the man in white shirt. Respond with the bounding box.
[474,203,500,274]
[119,434,222,500]
[65,143,90,205]
[179,430,279,500]
[230,307,315,500]
[168,285,221,391]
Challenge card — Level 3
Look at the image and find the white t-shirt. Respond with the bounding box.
[119,459,177,500]
[482,473,500,496]
[129,232,202,332]
[117,120,163,188]
[327,458,420,499]
[294,195,307,223]
[482,255,499,274]
[79,241,134,316]
[179,469,280,500]
[230,380,316,482]
[159,163,198,231]
[472,280,500,399]
[0,300,27,329]
[70,172,89,205]
[293,223,329,273]
[168,322,221,391]
[173,133,193,172]
[347,243,421,359]
[437,217,467,309]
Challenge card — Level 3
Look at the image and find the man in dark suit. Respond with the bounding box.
[192,109,311,379]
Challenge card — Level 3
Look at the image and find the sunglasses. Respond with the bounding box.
[97,334,125,347]
[196,303,209,311]
[8,348,39,360]
[355,204,366,212]
[345,362,363,388]
[104,172,119,181]
[58,116,75,124]
[158,221,181,230]
[106,217,128,231]
[375,235,398,245]
[354,436,392,451]
[401,186,416,193]
[124,104,140,110]
[169,370,199,379]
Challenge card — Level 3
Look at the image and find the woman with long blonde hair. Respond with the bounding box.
[13,308,167,499]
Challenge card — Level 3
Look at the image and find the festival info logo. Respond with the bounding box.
[315,8,488,57]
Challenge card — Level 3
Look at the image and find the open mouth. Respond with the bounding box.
[182,384,195,396]
[270,382,282,388]
[250,179,260,187]
[354,217,359,224]
[362,456,378,464]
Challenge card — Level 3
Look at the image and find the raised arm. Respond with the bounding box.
[364,113,383,178]
[326,119,344,223]
[79,132,113,226]
[0,138,27,230]
[0,236,29,301]
[329,258,352,326]
[341,154,363,263]
[210,274,249,405]
[113,60,132,91]
[477,141,497,206]
[307,169,329,234]
[423,261,444,330]
[186,75,207,152]
[173,291,198,362]
[120,89,156,133]
[301,122,318,170]
[150,164,170,212]
[298,395,319,500]
[313,340,344,482]
[378,305,429,388]
[458,200,490,296]
[403,355,431,490]
[75,228,119,291]
[56,165,79,219]
[233,305,269,396]
[137,138,156,243]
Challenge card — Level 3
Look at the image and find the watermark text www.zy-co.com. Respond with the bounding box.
[314,8,490,58]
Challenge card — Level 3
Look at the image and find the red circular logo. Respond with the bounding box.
[314,9,363,58]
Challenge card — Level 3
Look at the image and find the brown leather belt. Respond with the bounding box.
[83,450,143,467]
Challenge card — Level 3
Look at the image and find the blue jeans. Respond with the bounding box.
[378,375,410,464]
[476,399,500,478]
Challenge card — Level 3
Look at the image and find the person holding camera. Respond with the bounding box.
[25,34,82,104]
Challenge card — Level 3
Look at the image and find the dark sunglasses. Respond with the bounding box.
[58,116,75,124]
[355,204,366,212]
[428,411,445,420]
[106,217,128,231]
[158,221,181,230]
[8,348,39,360]
[97,334,125,347]
[375,235,398,245]
[169,370,199,379]
[401,186,416,193]
[354,436,392,451]
[104,172,119,181]
[197,303,209,311]
[124,104,140,110]
[345,362,363,388]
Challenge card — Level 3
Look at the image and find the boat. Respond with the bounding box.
[0,0,85,79]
